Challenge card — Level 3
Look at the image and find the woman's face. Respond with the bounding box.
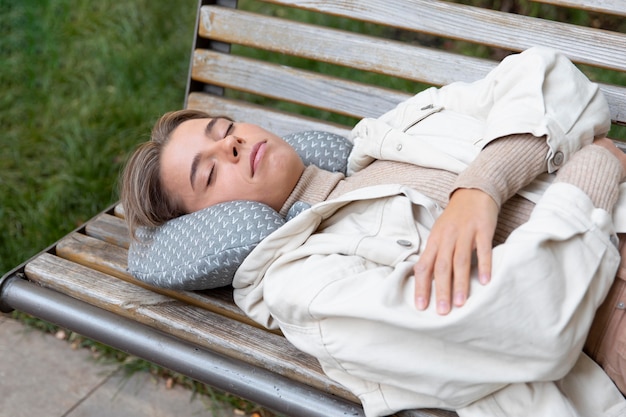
[160,117,305,213]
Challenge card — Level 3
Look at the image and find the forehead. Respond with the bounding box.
[170,117,212,141]
[161,119,210,172]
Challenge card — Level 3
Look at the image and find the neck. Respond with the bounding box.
[279,165,344,217]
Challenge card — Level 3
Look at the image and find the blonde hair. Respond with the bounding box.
[120,109,212,238]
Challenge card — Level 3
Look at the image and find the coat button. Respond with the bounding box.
[553,151,564,166]
[396,239,412,247]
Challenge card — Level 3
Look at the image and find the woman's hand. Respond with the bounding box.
[413,188,499,315]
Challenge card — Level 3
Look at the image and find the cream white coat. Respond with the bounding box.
[234,48,626,416]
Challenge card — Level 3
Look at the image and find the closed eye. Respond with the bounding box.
[225,122,234,137]
[206,165,215,187]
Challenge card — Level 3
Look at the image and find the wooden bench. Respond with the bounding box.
[2,1,625,416]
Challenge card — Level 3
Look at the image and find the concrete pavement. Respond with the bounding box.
[0,313,239,417]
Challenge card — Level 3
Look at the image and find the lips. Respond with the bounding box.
[250,141,266,177]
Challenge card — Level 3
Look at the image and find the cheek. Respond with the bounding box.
[276,146,303,169]
[276,150,304,189]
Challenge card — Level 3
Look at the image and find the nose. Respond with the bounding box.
[221,135,243,161]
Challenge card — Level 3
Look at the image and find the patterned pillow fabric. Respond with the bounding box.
[127,131,352,290]
[128,201,285,290]
[282,130,352,174]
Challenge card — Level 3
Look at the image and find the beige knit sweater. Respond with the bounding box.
[280,134,623,245]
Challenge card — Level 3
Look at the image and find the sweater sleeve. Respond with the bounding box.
[553,144,624,212]
[452,133,549,208]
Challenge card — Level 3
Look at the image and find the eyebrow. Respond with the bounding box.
[189,118,221,190]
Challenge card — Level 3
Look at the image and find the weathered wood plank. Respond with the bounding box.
[186,92,353,137]
[532,0,626,17]
[192,49,409,119]
[56,232,129,278]
[259,0,626,71]
[24,253,356,401]
[25,252,171,312]
[85,213,130,249]
[604,85,626,128]
[54,232,263,329]
[199,5,495,86]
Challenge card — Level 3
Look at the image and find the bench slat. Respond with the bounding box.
[192,49,409,119]
[85,213,130,249]
[187,92,352,136]
[261,0,626,72]
[532,0,626,17]
[23,253,357,401]
[25,252,170,311]
[54,232,264,330]
[199,5,495,86]
[56,232,129,279]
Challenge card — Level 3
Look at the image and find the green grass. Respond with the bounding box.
[1,0,196,275]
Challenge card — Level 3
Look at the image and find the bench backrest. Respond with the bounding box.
[185,0,626,142]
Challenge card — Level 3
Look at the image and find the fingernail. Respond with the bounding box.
[416,297,426,310]
[479,273,490,285]
[437,300,449,315]
[454,291,466,306]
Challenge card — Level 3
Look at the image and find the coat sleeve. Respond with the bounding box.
[377,46,611,173]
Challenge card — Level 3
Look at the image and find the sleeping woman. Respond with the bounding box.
[120,47,626,417]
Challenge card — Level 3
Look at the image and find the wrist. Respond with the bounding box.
[450,187,499,209]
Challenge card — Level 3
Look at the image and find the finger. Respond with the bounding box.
[452,235,473,307]
[476,234,493,285]
[433,245,454,315]
[414,248,436,310]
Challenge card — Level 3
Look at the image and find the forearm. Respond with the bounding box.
[452,133,548,208]
[554,143,624,212]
